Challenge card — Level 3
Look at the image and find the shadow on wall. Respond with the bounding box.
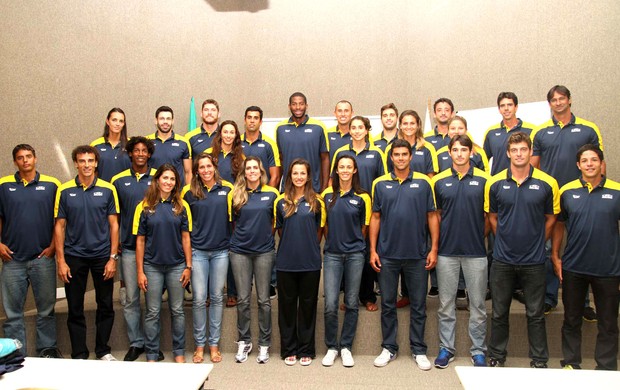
[205,0,269,12]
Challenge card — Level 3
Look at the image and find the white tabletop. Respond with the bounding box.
[0,357,212,390]
[456,365,620,390]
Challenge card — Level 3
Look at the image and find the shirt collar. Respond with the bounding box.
[579,176,606,192]
[506,165,534,184]
[552,113,576,128]
[14,171,40,186]
[75,176,98,191]
[450,165,474,180]
[242,132,263,144]
[287,115,309,126]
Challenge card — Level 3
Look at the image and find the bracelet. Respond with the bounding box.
[185,266,192,271]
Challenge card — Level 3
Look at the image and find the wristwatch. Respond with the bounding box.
[185,266,192,271]
[110,254,119,261]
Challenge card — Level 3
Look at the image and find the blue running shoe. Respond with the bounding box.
[434,348,454,369]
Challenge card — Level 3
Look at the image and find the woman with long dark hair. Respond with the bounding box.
[182,153,233,364]
[320,155,370,367]
[135,164,192,363]
[229,156,280,363]
[91,107,130,182]
[207,120,244,307]
[274,159,325,366]
[386,110,438,177]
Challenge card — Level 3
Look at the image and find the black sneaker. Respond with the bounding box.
[39,348,63,358]
[583,306,597,322]
[123,346,145,361]
[488,357,504,367]
[512,290,526,304]
[270,285,277,300]
[427,286,439,298]
[530,360,548,368]
[158,350,165,361]
[544,303,555,315]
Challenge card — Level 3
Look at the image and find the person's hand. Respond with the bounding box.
[103,259,116,281]
[370,252,381,272]
[426,249,437,270]
[180,268,191,288]
[0,243,13,261]
[58,261,72,283]
[551,254,563,283]
[138,272,148,292]
[37,246,55,259]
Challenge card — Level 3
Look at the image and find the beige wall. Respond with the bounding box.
[1,0,619,180]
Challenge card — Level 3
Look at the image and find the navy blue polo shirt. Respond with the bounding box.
[55,177,120,258]
[483,119,535,175]
[371,131,396,152]
[424,127,451,149]
[531,115,604,186]
[0,172,60,262]
[229,185,279,254]
[386,142,438,175]
[90,137,131,182]
[182,181,233,251]
[435,145,489,173]
[205,148,240,184]
[186,125,218,156]
[327,126,352,161]
[275,115,328,192]
[133,199,191,266]
[484,166,559,265]
[372,171,436,260]
[433,166,489,257]
[274,194,326,272]
[321,188,370,254]
[241,132,280,183]
[558,178,620,276]
[111,167,156,250]
[331,142,387,192]
[146,131,191,186]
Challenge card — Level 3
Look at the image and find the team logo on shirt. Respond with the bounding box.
[197,139,204,143]
[69,193,77,197]
[101,148,107,152]
[410,183,419,188]
[260,196,270,201]
[445,183,453,187]
[547,131,555,135]
[330,136,336,140]
[469,181,479,186]
[147,181,152,185]
[415,151,424,156]
[35,186,46,191]
[93,191,104,197]
[285,129,291,133]
[218,191,227,196]
[494,133,501,136]
[441,156,449,160]
[366,154,375,158]
[571,128,581,133]
[385,185,393,189]
[304,129,312,133]
[124,182,131,186]
[172,143,180,147]
[529,184,540,190]
[349,199,359,205]
[502,185,511,190]
[572,194,580,199]
[602,194,614,200]
[8,188,16,192]
[258,143,265,148]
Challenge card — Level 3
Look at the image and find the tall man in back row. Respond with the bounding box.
[0,144,62,358]
[485,132,559,368]
[55,145,120,361]
[275,92,329,192]
[530,85,604,316]
[186,99,221,155]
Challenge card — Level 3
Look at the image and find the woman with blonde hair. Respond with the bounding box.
[229,156,280,364]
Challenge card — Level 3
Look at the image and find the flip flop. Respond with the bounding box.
[365,302,378,312]
[193,348,204,364]
[209,346,222,363]
[226,296,238,307]
[284,355,297,366]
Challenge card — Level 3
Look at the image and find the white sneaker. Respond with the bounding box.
[235,341,252,363]
[340,348,354,367]
[414,354,432,370]
[256,346,269,364]
[99,353,118,361]
[119,286,127,306]
[321,349,338,366]
[374,348,396,367]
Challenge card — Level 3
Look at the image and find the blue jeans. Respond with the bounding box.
[120,249,144,347]
[489,261,548,363]
[191,249,228,347]
[323,251,364,350]
[143,262,186,360]
[377,257,428,355]
[230,250,275,346]
[1,256,57,355]
[436,256,487,355]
